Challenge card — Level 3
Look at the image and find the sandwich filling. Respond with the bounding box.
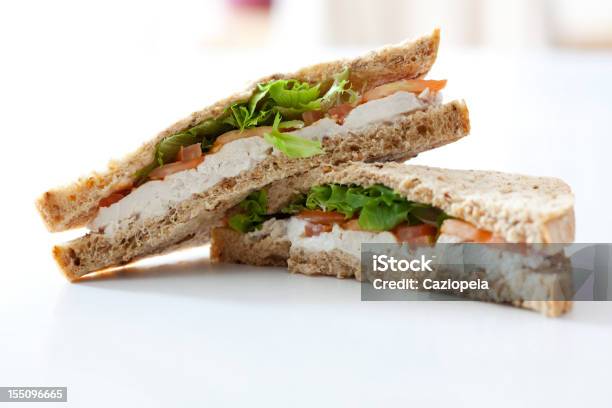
[226,184,504,258]
[90,72,446,236]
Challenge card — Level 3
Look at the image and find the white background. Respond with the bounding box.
[1,1,612,407]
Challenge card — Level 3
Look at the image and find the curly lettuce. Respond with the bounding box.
[293,184,450,232]
[267,80,321,111]
[318,68,357,111]
[135,68,356,183]
[228,190,269,233]
[263,114,323,158]
[228,184,450,234]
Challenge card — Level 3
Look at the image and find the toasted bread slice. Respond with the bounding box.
[38,29,442,232]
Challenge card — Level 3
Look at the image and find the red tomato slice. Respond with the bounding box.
[362,79,447,103]
[297,210,346,225]
[440,219,493,243]
[99,193,125,208]
[302,110,325,126]
[177,143,203,161]
[392,223,437,244]
[327,103,354,124]
[341,218,362,231]
[98,184,134,208]
[304,222,333,237]
[148,157,204,180]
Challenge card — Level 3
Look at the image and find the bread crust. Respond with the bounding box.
[210,225,290,267]
[37,30,442,232]
[53,101,469,279]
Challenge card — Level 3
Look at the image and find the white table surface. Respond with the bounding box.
[2,42,612,406]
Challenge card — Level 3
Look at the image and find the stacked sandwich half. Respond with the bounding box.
[37,30,575,316]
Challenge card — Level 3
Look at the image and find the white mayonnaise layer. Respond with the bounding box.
[90,89,441,237]
[90,136,272,236]
[285,218,397,258]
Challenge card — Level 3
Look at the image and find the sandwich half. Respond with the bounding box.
[211,162,576,316]
[43,30,471,279]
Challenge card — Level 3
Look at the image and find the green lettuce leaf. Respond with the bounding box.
[278,120,305,130]
[155,132,198,165]
[228,190,269,233]
[318,68,353,111]
[187,119,234,152]
[267,80,321,109]
[263,114,323,158]
[152,118,233,168]
[249,86,271,115]
[287,183,450,232]
[358,200,409,231]
[305,185,330,209]
[280,193,307,214]
[344,186,371,210]
[186,118,232,139]
[223,103,274,131]
[305,184,355,218]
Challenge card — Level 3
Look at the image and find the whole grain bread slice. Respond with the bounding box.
[53,101,469,280]
[38,29,442,232]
